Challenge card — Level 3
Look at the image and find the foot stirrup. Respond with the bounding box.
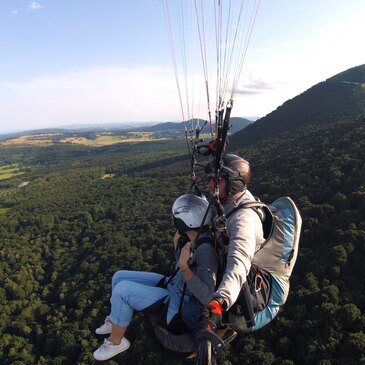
[217,326,237,345]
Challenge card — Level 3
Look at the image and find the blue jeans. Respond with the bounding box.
[109,270,185,327]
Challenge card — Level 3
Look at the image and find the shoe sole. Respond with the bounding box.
[95,331,112,336]
[93,341,130,362]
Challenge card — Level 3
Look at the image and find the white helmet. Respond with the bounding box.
[172,194,211,233]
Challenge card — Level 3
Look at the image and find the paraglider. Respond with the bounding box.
[158,1,303,364]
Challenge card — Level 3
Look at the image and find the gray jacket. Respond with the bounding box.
[215,190,265,309]
[175,237,218,305]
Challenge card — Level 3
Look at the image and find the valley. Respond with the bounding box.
[0,131,170,147]
[0,65,364,365]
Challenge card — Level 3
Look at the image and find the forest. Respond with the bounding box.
[0,114,364,364]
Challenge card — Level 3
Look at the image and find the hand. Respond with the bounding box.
[173,231,180,251]
[178,241,192,272]
[205,299,223,328]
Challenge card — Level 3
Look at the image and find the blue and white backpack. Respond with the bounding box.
[226,196,302,333]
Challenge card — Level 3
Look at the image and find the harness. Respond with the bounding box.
[214,199,273,329]
[151,232,216,331]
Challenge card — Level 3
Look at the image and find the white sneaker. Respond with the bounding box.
[95,316,112,335]
[93,337,130,361]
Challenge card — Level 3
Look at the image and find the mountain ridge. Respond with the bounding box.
[0,117,253,141]
[228,64,365,150]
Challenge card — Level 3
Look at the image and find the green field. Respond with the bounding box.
[0,131,171,148]
[60,132,167,146]
[0,164,24,181]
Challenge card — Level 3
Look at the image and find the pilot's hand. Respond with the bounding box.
[204,299,223,329]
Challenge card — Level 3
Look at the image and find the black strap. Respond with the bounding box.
[229,281,256,328]
[157,265,180,289]
[178,282,187,314]
[195,233,215,247]
[226,201,267,220]
[165,267,180,286]
[226,201,273,240]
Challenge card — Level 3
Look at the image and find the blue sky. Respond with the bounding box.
[1,0,365,133]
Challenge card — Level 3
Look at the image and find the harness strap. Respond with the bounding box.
[225,201,267,220]
[195,234,215,247]
[225,201,273,242]
[178,282,187,314]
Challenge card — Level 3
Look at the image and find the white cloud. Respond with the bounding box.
[28,2,43,10]
[236,76,276,95]
[0,66,182,132]
[11,9,19,14]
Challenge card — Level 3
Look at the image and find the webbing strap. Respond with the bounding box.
[163,270,183,304]
[226,201,267,220]
[178,282,187,314]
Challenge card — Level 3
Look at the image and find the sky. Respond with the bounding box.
[0,0,365,134]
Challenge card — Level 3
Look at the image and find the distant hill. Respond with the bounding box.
[0,124,152,141]
[140,117,252,134]
[228,64,365,150]
[0,118,252,142]
[58,122,154,131]
[229,117,253,133]
[0,128,70,141]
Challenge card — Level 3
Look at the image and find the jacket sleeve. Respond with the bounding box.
[215,207,263,309]
[185,243,218,305]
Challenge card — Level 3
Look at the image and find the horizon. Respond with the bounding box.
[1,0,365,133]
[0,116,258,136]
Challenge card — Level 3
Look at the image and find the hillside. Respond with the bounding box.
[228,64,365,150]
[0,112,364,364]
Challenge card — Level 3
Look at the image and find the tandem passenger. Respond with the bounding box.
[93,194,218,361]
